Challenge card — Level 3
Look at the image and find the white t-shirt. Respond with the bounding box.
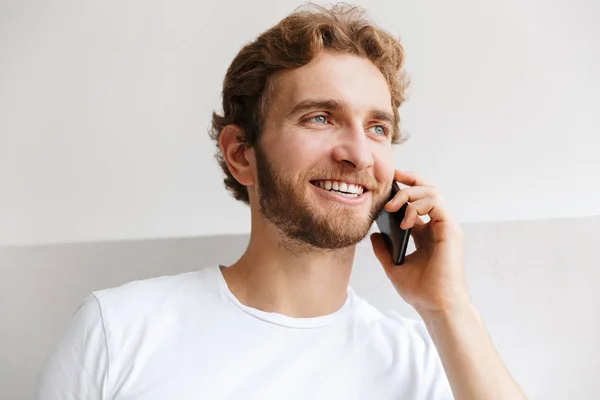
[35,265,453,400]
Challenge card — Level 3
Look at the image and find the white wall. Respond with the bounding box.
[1,0,599,247]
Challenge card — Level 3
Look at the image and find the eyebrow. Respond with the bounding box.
[370,110,396,128]
[287,98,396,126]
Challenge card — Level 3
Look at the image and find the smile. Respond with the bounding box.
[310,179,366,197]
[309,180,370,205]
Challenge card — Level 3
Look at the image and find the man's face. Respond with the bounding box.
[253,51,395,249]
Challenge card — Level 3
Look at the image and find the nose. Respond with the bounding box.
[331,123,374,170]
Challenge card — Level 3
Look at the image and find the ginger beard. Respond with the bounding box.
[254,144,390,250]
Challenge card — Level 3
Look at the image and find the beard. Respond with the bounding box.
[254,144,390,250]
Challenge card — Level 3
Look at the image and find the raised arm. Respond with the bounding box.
[371,169,526,399]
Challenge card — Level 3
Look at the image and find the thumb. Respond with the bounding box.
[370,233,394,276]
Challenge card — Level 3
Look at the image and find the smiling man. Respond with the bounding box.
[35,4,526,400]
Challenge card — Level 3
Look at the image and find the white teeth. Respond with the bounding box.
[315,180,365,195]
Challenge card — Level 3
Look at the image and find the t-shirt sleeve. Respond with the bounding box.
[34,294,109,400]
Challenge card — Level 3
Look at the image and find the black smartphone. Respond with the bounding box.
[374,181,411,265]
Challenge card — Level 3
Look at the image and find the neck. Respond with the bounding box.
[221,220,356,318]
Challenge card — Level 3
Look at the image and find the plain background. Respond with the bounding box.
[1,0,599,246]
[1,0,599,399]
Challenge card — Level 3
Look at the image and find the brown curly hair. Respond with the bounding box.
[210,3,410,205]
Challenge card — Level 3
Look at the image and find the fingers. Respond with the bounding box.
[385,188,449,226]
[386,170,451,228]
[414,216,427,225]
[401,198,446,229]
[370,233,393,266]
[384,186,436,212]
[394,169,433,187]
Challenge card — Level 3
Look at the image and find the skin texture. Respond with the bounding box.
[219,51,395,318]
[218,51,527,399]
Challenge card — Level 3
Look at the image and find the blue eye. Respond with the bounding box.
[310,115,328,124]
[368,125,387,136]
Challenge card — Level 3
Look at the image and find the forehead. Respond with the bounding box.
[270,51,393,114]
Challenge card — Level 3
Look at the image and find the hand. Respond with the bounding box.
[370,169,470,314]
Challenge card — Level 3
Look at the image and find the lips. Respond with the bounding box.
[309,181,370,206]
[310,179,367,196]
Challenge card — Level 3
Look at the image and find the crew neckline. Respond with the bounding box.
[211,264,355,329]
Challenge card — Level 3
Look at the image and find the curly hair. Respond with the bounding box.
[210,3,410,205]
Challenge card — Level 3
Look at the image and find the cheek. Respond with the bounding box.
[372,146,395,184]
[264,139,320,184]
[282,133,329,170]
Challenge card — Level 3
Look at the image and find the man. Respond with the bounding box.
[36,4,526,399]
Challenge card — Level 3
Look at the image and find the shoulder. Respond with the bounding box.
[35,294,109,399]
[92,266,216,319]
[36,267,219,399]
[84,266,220,351]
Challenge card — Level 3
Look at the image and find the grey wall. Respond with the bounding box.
[1,215,599,399]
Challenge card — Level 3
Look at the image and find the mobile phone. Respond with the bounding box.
[374,181,411,265]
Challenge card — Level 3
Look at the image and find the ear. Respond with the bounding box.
[218,125,255,187]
